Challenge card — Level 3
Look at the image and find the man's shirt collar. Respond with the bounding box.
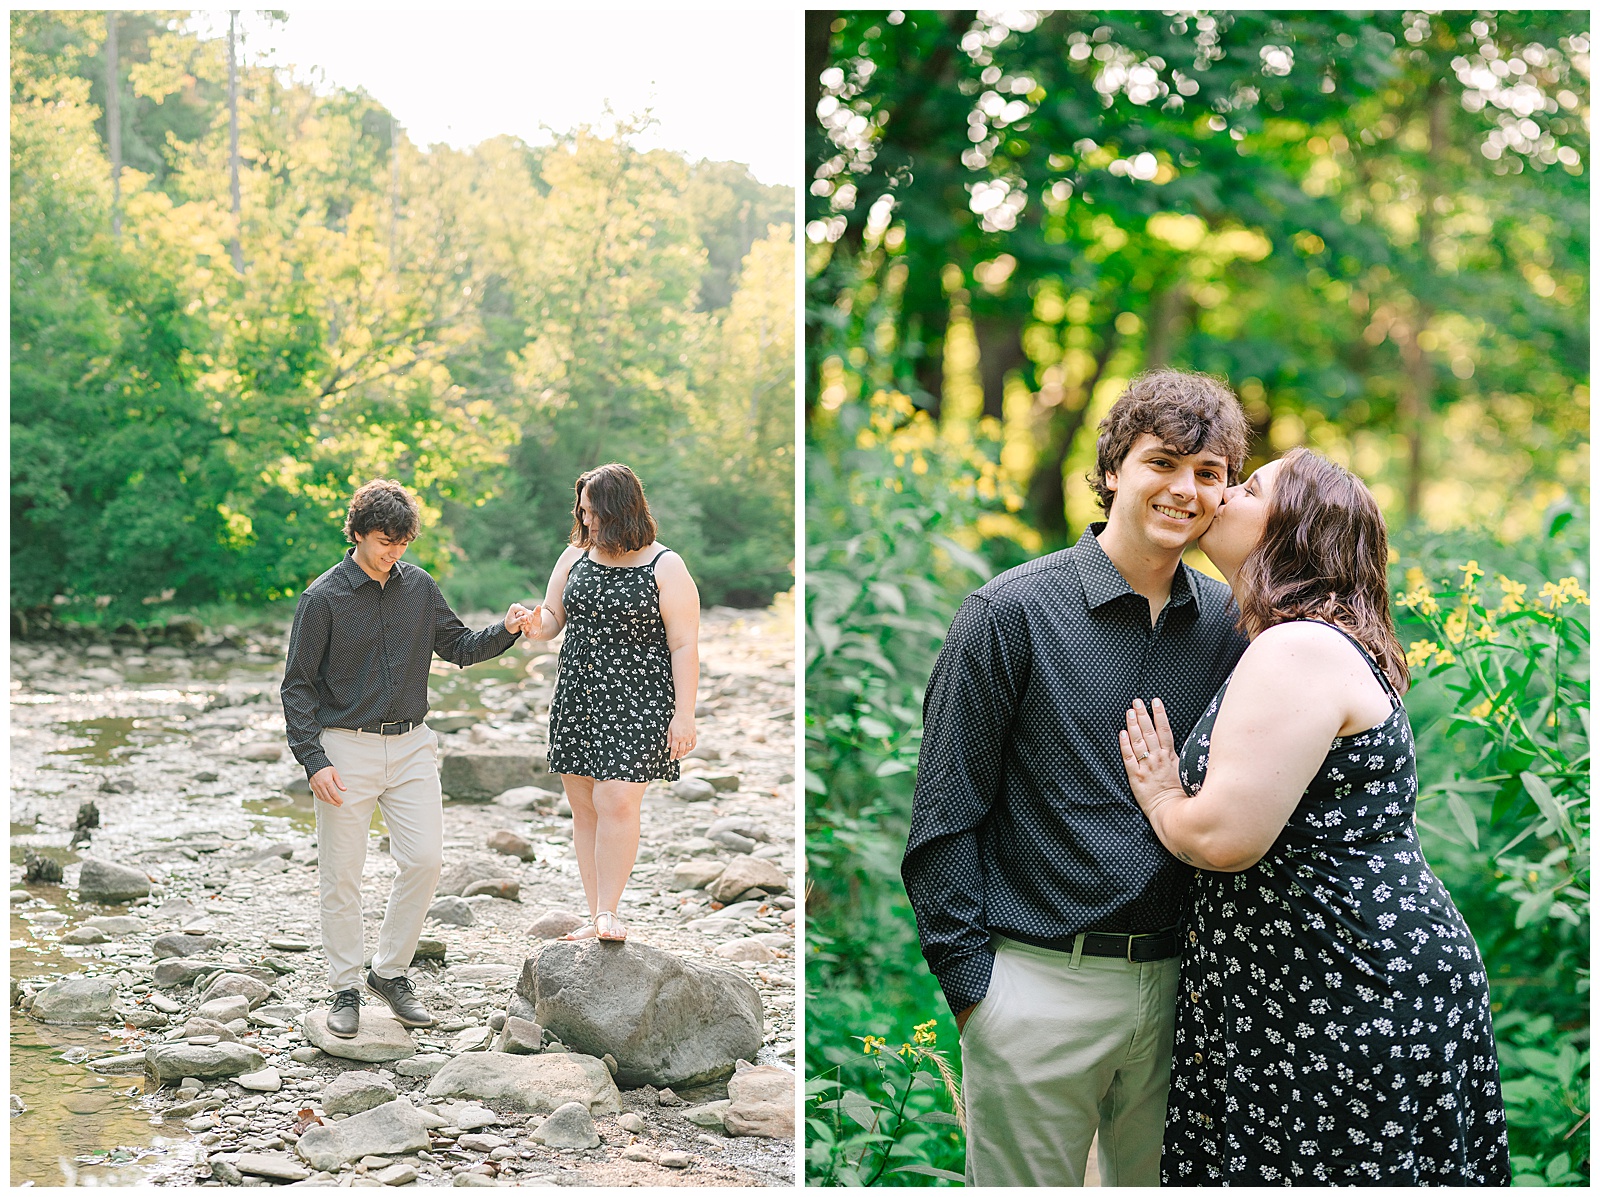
[1075,522,1196,612]
[336,548,400,591]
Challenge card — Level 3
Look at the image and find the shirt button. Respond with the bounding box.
[1194,1052,1204,1064]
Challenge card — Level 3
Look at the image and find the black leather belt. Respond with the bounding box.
[339,720,419,736]
[1006,927,1181,962]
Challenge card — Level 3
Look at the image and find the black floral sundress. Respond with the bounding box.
[546,549,681,783]
[1165,621,1510,1186]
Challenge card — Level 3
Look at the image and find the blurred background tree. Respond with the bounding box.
[11,10,795,622]
[804,10,1588,1185]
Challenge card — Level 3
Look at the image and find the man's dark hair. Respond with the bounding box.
[570,463,657,556]
[1090,369,1251,514]
[343,479,420,544]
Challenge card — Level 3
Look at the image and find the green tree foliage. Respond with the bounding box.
[12,12,795,621]
[806,11,1588,545]
[805,10,1589,1185]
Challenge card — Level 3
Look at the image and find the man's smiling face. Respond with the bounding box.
[1102,432,1229,555]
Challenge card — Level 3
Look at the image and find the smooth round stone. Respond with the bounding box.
[266,937,311,952]
[10,890,32,903]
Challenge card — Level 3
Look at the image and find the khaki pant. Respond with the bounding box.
[316,725,443,991]
[960,936,1180,1187]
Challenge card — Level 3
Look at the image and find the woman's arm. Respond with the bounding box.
[525,546,583,640]
[655,552,700,759]
[1121,622,1366,872]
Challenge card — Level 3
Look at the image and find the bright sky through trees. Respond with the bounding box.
[196,8,798,187]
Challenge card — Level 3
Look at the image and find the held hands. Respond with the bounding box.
[667,711,697,761]
[1119,698,1187,818]
[511,603,557,641]
[505,602,534,636]
[309,765,347,807]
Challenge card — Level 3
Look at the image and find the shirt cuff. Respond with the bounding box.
[935,947,996,1015]
[298,750,333,780]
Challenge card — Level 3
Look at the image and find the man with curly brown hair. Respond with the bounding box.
[282,479,533,1038]
[903,370,1254,1185]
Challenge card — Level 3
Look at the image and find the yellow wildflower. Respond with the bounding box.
[862,1035,889,1055]
[1469,699,1493,719]
[1443,609,1468,645]
[1405,566,1426,591]
[1495,575,1527,615]
[912,1020,938,1048]
[856,427,877,450]
[1475,620,1498,642]
[1434,649,1456,665]
[1405,640,1440,669]
[1460,560,1483,586]
[912,455,929,476]
[1398,587,1441,618]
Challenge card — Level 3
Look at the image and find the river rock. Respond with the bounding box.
[83,915,144,936]
[197,995,251,1023]
[706,856,790,903]
[241,742,284,762]
[529,1101,600,1149]
[62,925,109,945]
[32,976,118,1025]
[725,1065,796,1138]
[198,972,271,1009]
[393,1053,451,1078]
[669,861,726,891]
[145,1041,264,1082]
[267,936,311,952]
[435,859,515,898]
[486,830,535,861]
[76,858,151,903]
[303,1011,418,1062]
[494,1015,544,1054]
[428,897,475,926]
[322,1070,398,1115]
[296,1099,430,1172]
[178,1017,239,1043]
[462,878,521,901]
[714,939,776,963]
[493,785,556,809]
[684,1100,731,1130]
[518,940,763,1087]
[670,777,716,803]
[440,748,550,802]
[152,931,225,960]
[426,1052,621,1116]
[237,1067,282,1092]
[373,1163,418,1185]
[154,958,227,988]
[697,773,741,792]
[446,963,519,988]
[228,1152,309,1181]
[527,910,586,939]
[706,816,771,844]
[709,830,758,854]
[412,937,447,962]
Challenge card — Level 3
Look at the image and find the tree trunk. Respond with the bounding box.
[106,13,121,237]
[974,317,1026,422]
[1025,325,1119,546]
[228,11,243,272]
[1143,277,1187,369]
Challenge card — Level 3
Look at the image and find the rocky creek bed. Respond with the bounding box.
[10,605,797,1186]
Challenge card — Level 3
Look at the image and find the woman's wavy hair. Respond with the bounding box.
[1237,447,1410,694]
[569,463,657,556]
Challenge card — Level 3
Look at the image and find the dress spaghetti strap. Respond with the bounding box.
[645,548,672,568]
[1303,619,1401,708]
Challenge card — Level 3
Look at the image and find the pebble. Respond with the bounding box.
[660,1150,691,1168]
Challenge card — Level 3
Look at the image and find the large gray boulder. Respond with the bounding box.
[145,1041,264,1082]
[435,858,516,898]
[296,1099,430,1172]
[32,976,118,1025]
[426,1052,621,1116]
[517,941,763,1087]
[440,747,550,802]
[76,859,151,903]
[154,958,228,988]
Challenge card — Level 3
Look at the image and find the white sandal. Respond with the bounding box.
[558,921,598,942]
[595,910,628,942]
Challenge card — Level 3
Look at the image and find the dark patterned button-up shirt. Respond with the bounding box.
[901,524,1250,1013]
[281,550,519,779]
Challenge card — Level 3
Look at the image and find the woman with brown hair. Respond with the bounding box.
[1119,448,1509,1185]
[521,463,699,943]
